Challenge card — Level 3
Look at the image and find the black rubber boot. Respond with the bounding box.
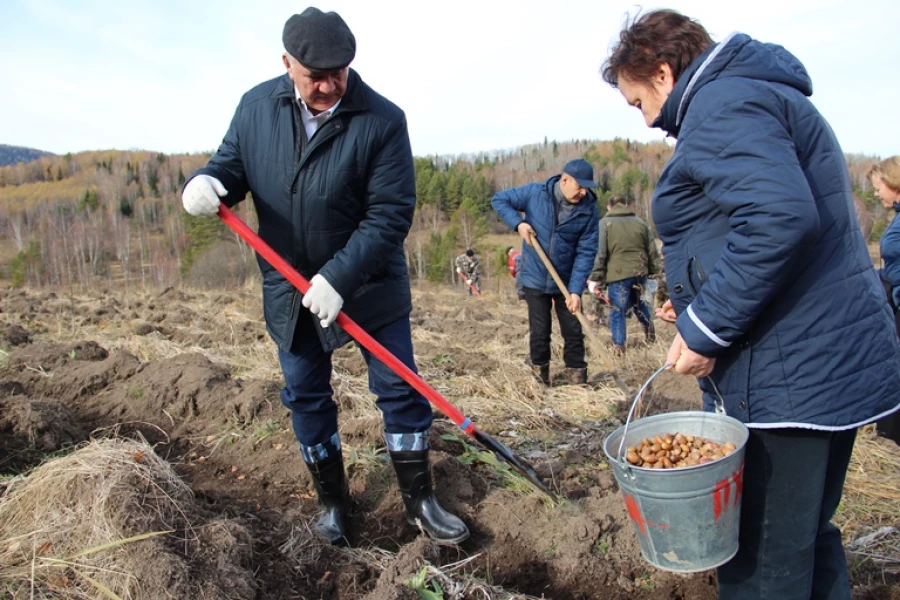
[389,450,470,544]
[304,453,350,545]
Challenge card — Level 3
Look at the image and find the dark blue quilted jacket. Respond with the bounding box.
[652,33,900,428]
[492,176,599,296]
[189,70,415,352]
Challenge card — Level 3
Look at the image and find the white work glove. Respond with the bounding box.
[466,279,472,285]
[302,274,344,327]
[182,175,226,217]
[587,280,601,295]
[456,267,463,275]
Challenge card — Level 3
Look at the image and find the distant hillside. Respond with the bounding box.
[0,141,885,292]
[0,144,55,167]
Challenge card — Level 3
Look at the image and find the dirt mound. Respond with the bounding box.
[0,438,255,599]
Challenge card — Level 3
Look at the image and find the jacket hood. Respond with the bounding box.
[654,32,813,137]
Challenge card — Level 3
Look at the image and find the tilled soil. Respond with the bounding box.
[0,285,895,599]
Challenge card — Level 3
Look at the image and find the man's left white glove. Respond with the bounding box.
[587,280,602,296]
[302,274,344,327]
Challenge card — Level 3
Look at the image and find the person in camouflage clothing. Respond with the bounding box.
[455,249,481,295]
[588,194,661,354]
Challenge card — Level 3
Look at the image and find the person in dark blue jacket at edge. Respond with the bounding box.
[491,159,600,386]
[869,156,900,445]
[602,9,900,599]
[180,7,468,546]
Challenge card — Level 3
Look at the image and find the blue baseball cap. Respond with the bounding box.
[562,159,595,189]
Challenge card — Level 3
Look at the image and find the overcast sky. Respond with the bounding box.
[1,0,896,159]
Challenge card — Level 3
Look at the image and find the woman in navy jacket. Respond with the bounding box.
[602,9,900,599]
[870,156,900,444]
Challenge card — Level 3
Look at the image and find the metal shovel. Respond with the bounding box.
[218,205,555,498]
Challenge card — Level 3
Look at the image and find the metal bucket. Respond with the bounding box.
[603,365,749,573]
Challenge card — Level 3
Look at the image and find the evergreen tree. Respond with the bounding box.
[181,213,226,274]
[426,174,445,208]
[452,196,488,250]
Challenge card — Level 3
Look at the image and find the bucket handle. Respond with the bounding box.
[616,364,728,466]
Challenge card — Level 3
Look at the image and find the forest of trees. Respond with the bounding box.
[0,139,886,292]
[0,144,55,168]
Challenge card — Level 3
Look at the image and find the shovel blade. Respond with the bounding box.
[472,428,555,498]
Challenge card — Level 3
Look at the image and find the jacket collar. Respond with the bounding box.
[653,32,744,137]
[606,205,635,217]
[273,69,368,115]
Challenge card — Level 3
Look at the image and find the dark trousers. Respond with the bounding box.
[522,287,586,369]
[278,314,433,447]
[876,306,900,444]
[718,427,856,600]
[876,410,900,444]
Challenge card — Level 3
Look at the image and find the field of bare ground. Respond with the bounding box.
[0,283,898,599]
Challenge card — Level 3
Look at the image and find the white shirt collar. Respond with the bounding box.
[294,87,341,138]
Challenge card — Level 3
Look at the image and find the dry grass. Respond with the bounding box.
[341,545,546,600]
[278,514,328,568]
[0,438,191,599]
[8,288,280,382]
[836,426,900,570]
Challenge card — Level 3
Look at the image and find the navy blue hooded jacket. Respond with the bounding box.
[651,33,900,429]
[189,70,415,352]
[492,176,599,296]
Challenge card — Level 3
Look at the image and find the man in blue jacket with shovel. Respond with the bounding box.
[181,7,467,546]
[492,159,600,386]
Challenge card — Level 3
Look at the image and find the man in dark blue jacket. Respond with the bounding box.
[492,159,600,385]
[181,7,467,546]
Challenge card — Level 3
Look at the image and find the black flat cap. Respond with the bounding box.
[283,7,356,71]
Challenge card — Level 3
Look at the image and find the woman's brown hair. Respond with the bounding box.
[869,156,900,193]
[602,9,713,87]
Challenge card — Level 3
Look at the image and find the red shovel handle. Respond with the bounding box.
[217,205,475,433]
[218,205,554,498]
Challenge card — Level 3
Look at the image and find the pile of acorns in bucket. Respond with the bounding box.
[625,433,738,469]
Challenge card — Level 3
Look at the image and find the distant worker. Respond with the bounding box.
[506,245,524,300]
[588,194,660,354]
[455,249,481,296]
[582,279,609,328]
[869,155,900,445]
[491,159,600,386]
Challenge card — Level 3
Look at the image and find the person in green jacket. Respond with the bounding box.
[587,194,661,354]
